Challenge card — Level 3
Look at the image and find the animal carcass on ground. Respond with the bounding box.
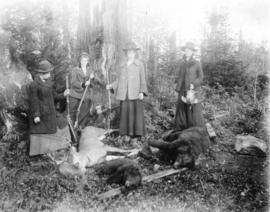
[68,126,139,172]
[95,158,142,189]
[141,127,210,169]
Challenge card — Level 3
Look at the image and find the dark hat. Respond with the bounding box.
[123,41,140,51]
[79,52,90,60]
[35,60,53,73]
[181,42,197,51]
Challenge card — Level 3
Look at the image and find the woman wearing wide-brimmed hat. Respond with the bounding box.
[28,60,70,156]
[107,41,148,143]
[64,52,96,129]
[175,42,205,130]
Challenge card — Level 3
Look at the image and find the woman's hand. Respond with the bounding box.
[64,89,70,96]
[106,84,112,90]
[34,117,40,124]
[90,72,95,79]
[85,80,91,87]
[139,92,144,100]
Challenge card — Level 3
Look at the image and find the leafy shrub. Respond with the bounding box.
[203,58,246,94]
[235,107,263,134]
[203,84,265,136]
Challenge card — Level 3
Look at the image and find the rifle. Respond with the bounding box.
[106,67,111,131]
[74,76,91,129]
[102,46,111,131]
[66,75,79,152]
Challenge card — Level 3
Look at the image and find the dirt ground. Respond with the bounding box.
[0,130,268,212]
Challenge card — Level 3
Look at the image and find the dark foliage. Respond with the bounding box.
[235,107,264,134]
[203,59,246,93]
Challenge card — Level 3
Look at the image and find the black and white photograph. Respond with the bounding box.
[0,0,269,211]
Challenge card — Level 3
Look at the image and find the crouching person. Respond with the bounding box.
[28,60,71,156]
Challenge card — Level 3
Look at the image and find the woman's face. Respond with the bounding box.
[127,50,136,60]
[41,72,51,80]
[184,48,193,58]
[80,57,89,67]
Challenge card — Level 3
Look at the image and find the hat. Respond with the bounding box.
[35,60,53,73]
[181,42,197,51]
[79,52,90,60]
[123,41,140,51]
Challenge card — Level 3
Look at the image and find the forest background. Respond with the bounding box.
[0,0,269,211]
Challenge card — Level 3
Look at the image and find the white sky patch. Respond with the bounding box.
[0,0,268,45]
[134,0,269,44]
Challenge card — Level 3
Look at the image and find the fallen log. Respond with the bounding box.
[205,122,216,138]
[142,168,187,183]
[95,167,187,200]
[235,135,267,156]
[96,187,122,200]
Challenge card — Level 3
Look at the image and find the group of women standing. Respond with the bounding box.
[28,41,205,156]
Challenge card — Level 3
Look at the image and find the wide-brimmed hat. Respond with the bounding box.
[123,41,140,51]
[78,52,90,60]
[35,60,53,73]
[181,42,197,51]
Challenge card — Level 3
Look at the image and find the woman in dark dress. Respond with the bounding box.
[29,60,57,134]
[175,42,205,131]
[64,52,95,129]
[107,41,148,143]
[28,60,70,156]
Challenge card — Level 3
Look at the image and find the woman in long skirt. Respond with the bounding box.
[28,60,70,156]
[175,42,205,131]
[107,41,148,143]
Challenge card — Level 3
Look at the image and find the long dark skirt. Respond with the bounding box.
[119,99,146,136]
[175,94,205,131]
[69,97,92,129]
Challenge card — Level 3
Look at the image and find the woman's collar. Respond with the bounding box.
[121,59,140,67]
[35,76,53,87]
[184,55,195,62]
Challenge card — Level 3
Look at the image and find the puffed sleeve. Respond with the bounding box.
[193,61,203,87]
[139,62,148,95]
[175,62,185,92]
[70,68,83,90]
[28,82,40,117]
[110,68,121,92]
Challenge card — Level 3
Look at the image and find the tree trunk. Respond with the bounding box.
[101,0,129,105]
[254,70,258,106]
[77,0,91,53]
[75,0,130,128]
[62,1,71,59]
